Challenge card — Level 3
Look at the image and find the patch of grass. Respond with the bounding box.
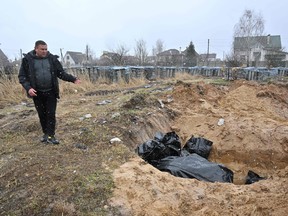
[0,130,26,143]
[70,169,117,215]
[208,78,231,85]
[102,144,135,169]
[0,75,26,105]
[0,74,149,105]
[51,202,77,216]
[174,71,196,80]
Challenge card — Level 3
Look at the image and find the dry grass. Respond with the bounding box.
[0,73,148,105]
[0,75,27,104]
[174,71,196,80]
[0,72,157,215]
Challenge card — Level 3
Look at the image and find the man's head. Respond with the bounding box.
[34,40,48,57]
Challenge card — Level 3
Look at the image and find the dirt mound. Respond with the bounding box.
[110,80,288,215]
[122,93,159,109]
[111,157,288,216]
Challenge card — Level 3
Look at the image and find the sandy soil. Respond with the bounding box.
[1,78,287,215]
[110,80,288,215]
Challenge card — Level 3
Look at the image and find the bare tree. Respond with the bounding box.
[152,39,165,55]
[85,44,96,65]
[152,39,165,65]
[134,39,148,66]
[225,52,242,67]
[233,9,265,66]
[107,43,130,66]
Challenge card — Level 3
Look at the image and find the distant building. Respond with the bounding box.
[0,49,12,74]
[98,51,138,66]
[123,55,138,66]
[198,53,217,62]
[98,51,119,65]
[0,49,10,67]
[157,49,184,66]
[63,51,87,67]
[234,35,288,67]
[197,53,222,66]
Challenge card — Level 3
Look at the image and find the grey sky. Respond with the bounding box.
[1,0,287,60]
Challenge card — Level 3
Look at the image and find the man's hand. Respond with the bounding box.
[28,88,37,97]
[74,79,81,84]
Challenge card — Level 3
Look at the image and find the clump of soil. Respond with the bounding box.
[122,92,159,109]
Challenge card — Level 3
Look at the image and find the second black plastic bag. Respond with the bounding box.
[182,136,213,159]
[153,153,234,183]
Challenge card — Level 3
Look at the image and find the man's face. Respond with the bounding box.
[35,44,48,57]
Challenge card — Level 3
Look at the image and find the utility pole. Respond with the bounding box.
[20,49,23,64]
[60,48,64,63]
[179,46,183,67]
[206,39,210,66]
[86,45,89,62]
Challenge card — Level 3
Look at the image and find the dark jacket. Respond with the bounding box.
[18,50,77,99]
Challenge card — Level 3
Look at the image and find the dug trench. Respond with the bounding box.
[123,80,288,184]
[111,80,288,215]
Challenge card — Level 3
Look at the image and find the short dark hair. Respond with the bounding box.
[35,40,47,48]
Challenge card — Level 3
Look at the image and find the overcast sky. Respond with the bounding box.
[1,0,287,60]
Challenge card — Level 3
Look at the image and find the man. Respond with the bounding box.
[18,40,81,144]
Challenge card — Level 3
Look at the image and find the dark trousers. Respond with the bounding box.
[33,90,57,136]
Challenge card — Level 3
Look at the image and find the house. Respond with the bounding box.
[63,51,87,67]
[0,49,10,67]
[197,53,223,67]
[157,49,184,66]
[198,53,217,62]
[0,49,12,74]
[98,51,119,65]
[234,35,288,67]
[98,51,138,66]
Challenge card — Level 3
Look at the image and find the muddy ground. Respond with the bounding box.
[0,77,288,215]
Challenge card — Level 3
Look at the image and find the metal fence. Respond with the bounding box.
[65,66,177,83]
[64,66,288,83]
